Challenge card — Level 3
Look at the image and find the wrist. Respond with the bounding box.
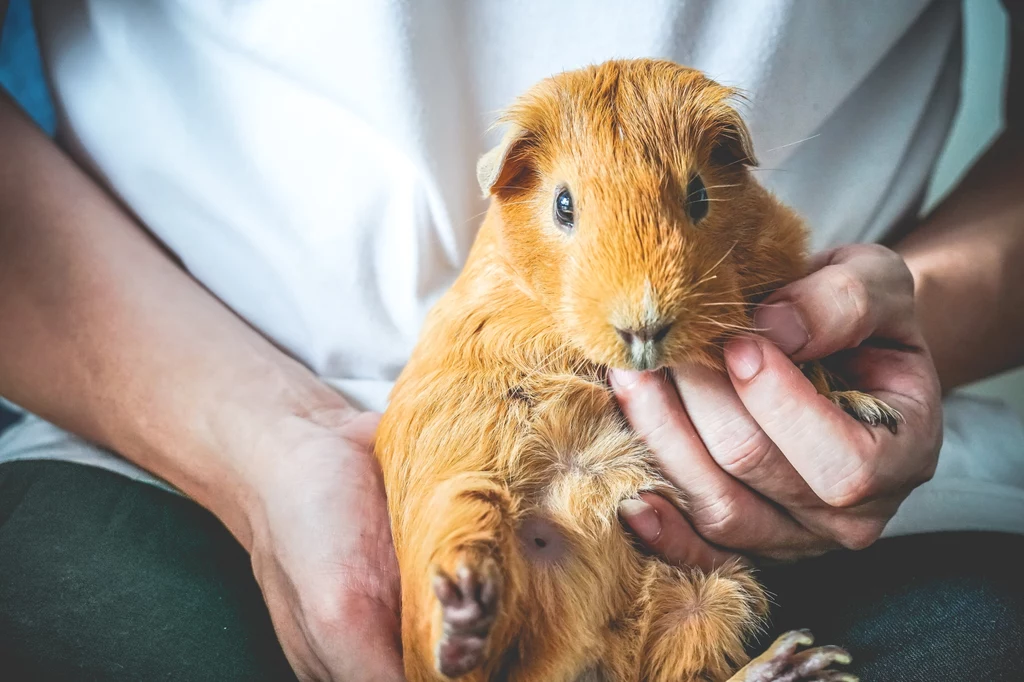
[110,349,356,551]
[212,362,360,550]
[899,241,1002,391]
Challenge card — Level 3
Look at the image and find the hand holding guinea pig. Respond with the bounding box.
[614,243,944,565]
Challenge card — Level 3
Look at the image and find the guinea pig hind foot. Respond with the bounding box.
[726,630,857,682]
[431,554,502,679]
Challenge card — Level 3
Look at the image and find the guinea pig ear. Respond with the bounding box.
[710,113,758,168]
[476,124,531,197]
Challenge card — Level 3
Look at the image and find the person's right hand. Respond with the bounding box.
[244,406,405,682]
[613,245,942,565]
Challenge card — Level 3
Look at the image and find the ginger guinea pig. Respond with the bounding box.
[376,58,880,682]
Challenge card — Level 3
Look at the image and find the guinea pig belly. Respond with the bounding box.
[517,515,569,563]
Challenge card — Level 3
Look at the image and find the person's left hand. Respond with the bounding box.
[611,243,943,565]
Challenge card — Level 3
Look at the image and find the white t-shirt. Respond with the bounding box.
[3,0,1024,536]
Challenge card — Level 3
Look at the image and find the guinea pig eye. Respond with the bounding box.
[685,174,709,223]
[553,186,575,230]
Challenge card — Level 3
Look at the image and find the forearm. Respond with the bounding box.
[894,129,1024,391]
[893,5,1023,391]
[0,92,347,547]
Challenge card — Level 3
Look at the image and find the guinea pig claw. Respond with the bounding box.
[726,630,856,682]
[432,557,501,678]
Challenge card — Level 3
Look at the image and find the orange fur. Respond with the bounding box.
[377,60,811,681]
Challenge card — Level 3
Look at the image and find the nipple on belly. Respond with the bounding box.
[517,515,568,563]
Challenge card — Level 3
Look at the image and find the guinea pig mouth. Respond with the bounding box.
[624,339,662,371]
[612,323,672,371]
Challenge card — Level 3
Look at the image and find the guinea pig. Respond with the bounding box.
[376,58,887,682]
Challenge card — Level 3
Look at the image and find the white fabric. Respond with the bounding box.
[3,0,1023,536]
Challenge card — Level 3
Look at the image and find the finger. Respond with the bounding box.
[610,369,813,554]
[827,345,943,478]
[315,440,406,680]
[829,344,942,421]
[619,493,739,572]
[725,335,934,508]
[673,362,905,552]
[326,591,407,681]
[672,362,821,508]
[347,410,384,450]
[260,578,332,682]
[754,244,917,363]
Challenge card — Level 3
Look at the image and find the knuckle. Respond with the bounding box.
[830,268,873,340]
[659,529,700,566]
[714,421,777,478]
[834,518,886,551]
[917,460,938,487]
[857,244,915,311]
[692,495,745,544]
[819,453,880,508]
[889,252,915,294]
[915,430,942,486]
[861,242,897,261]
[884,252,916,314]
[639,408,674,451]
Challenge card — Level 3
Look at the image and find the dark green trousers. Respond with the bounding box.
[1,459,1023,681]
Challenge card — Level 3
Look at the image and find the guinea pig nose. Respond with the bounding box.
[616,323,672,345]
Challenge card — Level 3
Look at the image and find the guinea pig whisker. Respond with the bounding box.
[696,315,767,333]
[527,342,578,376]
[693,240,739,286]
[464,208,493,224]
[463,199,538,225]
[685,183,741,200]
[492,199,537,207]
[762,133,821,155]
[714,134,819,173]
[719,277,789,295]
[684,278,789,308]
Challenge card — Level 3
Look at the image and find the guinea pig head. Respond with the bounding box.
[477,59,806,371]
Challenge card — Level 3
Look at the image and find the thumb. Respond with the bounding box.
[619,493,740,572]
[753,244,916,363]
[330,592,406,681]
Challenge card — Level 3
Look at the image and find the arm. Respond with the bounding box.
[0,92,402,680]
[0,90,322,539]
[617,7,1024,561]
[892,0,1024,390]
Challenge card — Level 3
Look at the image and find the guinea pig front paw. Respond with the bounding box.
[801,361,903,434]
[827,390,904,434]
[727,630,857,682]
[431,556,501,678]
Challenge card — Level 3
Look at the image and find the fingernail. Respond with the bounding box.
[725,337,764,381]
[619,498,662,544]
[753,303,809,355]
[610,368,643,389]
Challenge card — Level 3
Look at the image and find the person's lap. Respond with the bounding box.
[753,532,1024,681]
[0,459,296,681]
[1,459,1022,681]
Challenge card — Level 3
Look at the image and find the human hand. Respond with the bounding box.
[244,407,405,681]
[612,244,943,564]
